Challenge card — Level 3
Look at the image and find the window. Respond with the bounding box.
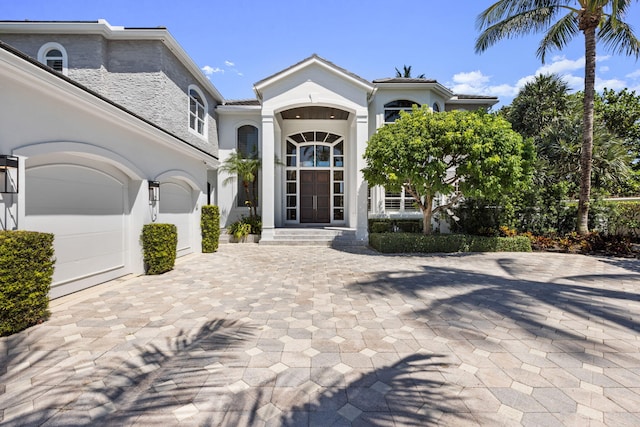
[432,102,441,112]
[237,125,259,208]
[384,188,418,212]
[188,85,207,136]
[384,100,420,123]
[37,42,68,75]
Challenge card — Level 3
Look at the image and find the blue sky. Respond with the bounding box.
[3,0,640,107]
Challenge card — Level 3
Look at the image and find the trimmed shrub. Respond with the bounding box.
[0,231,55,336]
[141,223,177,275]
[368,219,422,233]
[201,205,220,253]
[369,233,531,254]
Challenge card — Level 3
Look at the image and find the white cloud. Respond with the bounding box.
[627,69,640,79]
[537,55,584,75]
[596,78,627,91]
[224,60,235,67]
[201,65,224,76]
[452,70,489,86]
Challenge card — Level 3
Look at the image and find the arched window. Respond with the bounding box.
[384,99,420,123]
[432,102,441,112]
[37,42,68,75]
[188,85,207,137]
[237,125,259,208]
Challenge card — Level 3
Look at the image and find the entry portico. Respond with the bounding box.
[223,55,374,243]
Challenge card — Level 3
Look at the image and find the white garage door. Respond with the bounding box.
[25,164,127,298]
[158,181,193,256]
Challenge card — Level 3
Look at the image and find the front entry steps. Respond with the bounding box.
[259,227,363,247]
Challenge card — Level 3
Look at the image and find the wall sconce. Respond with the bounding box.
[148,180,160,203]
[0,155,19,194]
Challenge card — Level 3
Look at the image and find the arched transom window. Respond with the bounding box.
[37,42,68,75]
[384,99,420,123]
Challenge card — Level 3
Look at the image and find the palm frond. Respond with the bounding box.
[536,13,580,61]
[475,5,569,53]
[598,17,640,58]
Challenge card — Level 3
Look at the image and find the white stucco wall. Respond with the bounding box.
[0,46,214,297]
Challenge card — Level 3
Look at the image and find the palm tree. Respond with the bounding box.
[395,65,426,79]
[476,1,640,234]
[220,151,261,219]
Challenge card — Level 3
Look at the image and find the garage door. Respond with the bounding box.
[24,164,127,298]
[158,181,193,256]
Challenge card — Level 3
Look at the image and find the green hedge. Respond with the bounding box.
[201,205,220,253]
[0,231,55,336]
[369,233,532,254]
[141,223,177,275]
[368,219,422,233]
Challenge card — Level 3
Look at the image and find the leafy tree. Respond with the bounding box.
[596,88,640,165]
[507,74,571,138]
[394,65,426,79]
[476,0,640,235]
[220,151,261,219]
[363,107,534,234]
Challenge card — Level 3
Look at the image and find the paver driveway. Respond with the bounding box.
[1,245,640,426]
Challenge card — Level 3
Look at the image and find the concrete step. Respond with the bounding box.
[259,228,364,246]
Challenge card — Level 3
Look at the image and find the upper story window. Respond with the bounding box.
[238,125,259,158]
[236,125,259,208]
[384,99,420,123]
[188,85,207,137]
[37,42,68,75]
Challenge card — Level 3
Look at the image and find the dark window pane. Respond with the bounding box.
[290,133,305,143]
[325,133,340,143]
[384,99,418,108]
[334,209,344,220]
[333,182,344,194]
[300,146,314,167]
[316,146,330,167]
[333,141,343,156]
[287,183,296,193]
[287,209,296,220]
[287,195,296,207]
[286,156,296,167]
[384,110,401,123]
[287,141,296,154]
[238,125,258,157]
[286,170,296,180]
[316,131,328,142]
[334,156,344,167]
[334,196,344,207]
[302,131,314,142]
[334,171,343,181]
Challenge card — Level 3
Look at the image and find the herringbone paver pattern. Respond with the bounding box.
[1,246,639,426]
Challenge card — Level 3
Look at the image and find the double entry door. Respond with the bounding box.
[300,170,330,223]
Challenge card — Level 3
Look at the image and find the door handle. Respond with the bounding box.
[313,195,317,210]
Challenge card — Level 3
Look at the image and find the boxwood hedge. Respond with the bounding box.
[0,230,55,336]
[141,223,177,274]
[201,205,220,253]
[369,233,531,254]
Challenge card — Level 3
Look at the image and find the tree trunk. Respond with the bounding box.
[577,15,598,235]
[421,195,433,235]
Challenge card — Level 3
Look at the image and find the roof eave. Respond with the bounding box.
[0,19,225,103]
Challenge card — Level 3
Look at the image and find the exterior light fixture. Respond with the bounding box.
[148,180,160,203]
[0,155,19,194]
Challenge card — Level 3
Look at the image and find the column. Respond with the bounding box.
[260,114,276,241]
[355,114,369,241]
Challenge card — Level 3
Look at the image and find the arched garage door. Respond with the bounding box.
[158,181,194,256]
[24,164,128,298]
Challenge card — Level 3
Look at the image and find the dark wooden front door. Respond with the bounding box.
[300,170,330,223]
